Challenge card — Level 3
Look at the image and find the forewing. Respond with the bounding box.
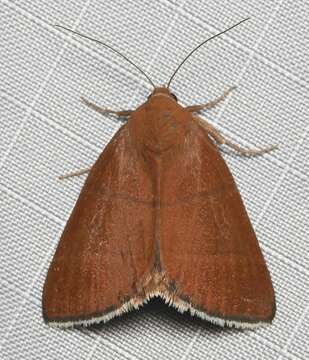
[160,121,275,327]
[43,125,155,327]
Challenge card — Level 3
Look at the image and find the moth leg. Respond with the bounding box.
[197,117,278,156]
[186,86,236,112]
[59,167,91,181]
[81,97,132,117]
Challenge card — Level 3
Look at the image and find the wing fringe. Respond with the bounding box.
[45,275,271,329]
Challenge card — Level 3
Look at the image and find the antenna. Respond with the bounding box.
[167,18,250,88]
[54,25,156,88]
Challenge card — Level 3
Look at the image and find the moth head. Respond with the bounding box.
[147,87,178,102]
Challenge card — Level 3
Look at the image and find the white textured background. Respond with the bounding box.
[1,0,309,359]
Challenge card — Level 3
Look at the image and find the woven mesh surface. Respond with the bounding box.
[1,0,309,359]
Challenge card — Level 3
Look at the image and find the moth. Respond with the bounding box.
[43,19,276,329]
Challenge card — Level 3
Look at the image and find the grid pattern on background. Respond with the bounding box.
[0,0,308,359]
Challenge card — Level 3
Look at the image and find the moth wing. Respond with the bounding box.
[43,125,155,327]
[160,121,276,328]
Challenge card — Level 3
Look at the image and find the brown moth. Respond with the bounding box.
[43,19,276,329]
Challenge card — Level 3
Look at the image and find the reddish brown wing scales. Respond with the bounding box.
[43,125,156,326]
[160,119,276,325]
[43,92,275,328]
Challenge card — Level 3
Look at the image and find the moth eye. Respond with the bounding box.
[171,93,178,102]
